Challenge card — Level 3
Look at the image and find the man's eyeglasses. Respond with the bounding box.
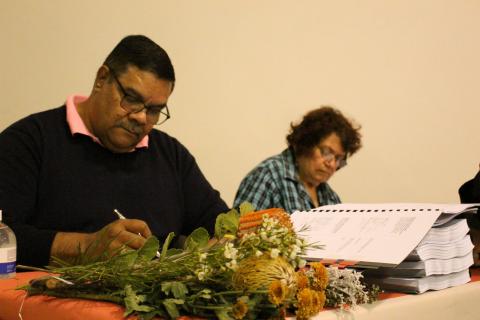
[109,68,170,125]
[316,146,347,170]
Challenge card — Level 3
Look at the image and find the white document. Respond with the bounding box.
[408,235,474,261]
[417,218,470,246]
[291,203,479,267]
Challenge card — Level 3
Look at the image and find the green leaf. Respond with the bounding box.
[162,298,184,318]
[215,309,234,320]
[239,202,255,216]
[159,232,175,261]
[161,281,188,299]
[123,285,154,316]
[136,236,160,262]
[165,248,183,256]
[184,228,210,251]
[112,251,138,269]
[197,288,212,300]
[214,208,239,239]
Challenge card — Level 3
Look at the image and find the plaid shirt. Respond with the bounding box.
[233,148,341,213]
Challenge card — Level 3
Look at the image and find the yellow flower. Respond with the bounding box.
[310,262,329,291]
[296,271,309,290]
[268,279,287,305]
[232,298,248,319]
[232,256,297,296]
[296,288,320,320]
[311,290,326,313]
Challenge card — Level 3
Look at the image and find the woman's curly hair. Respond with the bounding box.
[286,106,362,158]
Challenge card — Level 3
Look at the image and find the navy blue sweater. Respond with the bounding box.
[0,106,228,267]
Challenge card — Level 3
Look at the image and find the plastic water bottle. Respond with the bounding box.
[0,210,16,279]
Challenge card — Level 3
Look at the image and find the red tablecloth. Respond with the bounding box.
[1,269,479,320]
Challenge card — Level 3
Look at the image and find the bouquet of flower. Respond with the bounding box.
[20,204,379,320]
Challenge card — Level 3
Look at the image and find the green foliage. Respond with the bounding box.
[215,309,234,320]
[137,236,160,262]
[161,281,188,300]
[215,208,239,239]
[124,285,154,316]
[159,232,175,261]
[111,251,138,269]
[162,299,183,318]
[239,202,255,216]
[184,227,210,251]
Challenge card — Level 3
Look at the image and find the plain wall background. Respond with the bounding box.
[1,1,479,207]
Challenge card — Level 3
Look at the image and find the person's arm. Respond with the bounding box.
[233,166,277,211]
[0,117,54,267]
[50,219,152,262]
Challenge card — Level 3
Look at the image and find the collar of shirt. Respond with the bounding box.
[281,148,299,182]
[65,94,149,149]
[280,147,339,205]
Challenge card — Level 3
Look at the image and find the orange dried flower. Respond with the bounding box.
[311,290,326,313]
[232,299,248,319]
[296,288,317,320]
[268,279,287,305]
[310,262,329,291]
[296,271,309,290]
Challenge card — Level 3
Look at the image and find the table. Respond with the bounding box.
[304,268,480,320]
[1,269,479,320]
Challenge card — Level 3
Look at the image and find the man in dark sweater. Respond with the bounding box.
[459,164,480,204]
[459,164,480,265]
[0,35,228,267]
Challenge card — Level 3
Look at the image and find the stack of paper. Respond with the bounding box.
[362,218,474,293]
[291,203,479,294]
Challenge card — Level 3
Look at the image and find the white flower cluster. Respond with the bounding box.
[193,252,213,281]
[325,266,372,309]
[194,263,212,281]
[238,214,308,268]
[223,242,239,270]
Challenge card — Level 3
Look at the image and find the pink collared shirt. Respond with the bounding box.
[65,94,148,149]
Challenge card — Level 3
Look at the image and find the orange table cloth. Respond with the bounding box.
[1,269,479,320]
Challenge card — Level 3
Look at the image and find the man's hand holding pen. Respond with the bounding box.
[50,216,152,263]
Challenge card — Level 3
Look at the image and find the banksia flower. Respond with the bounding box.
[232,255,297,297]
[238,208,293,236]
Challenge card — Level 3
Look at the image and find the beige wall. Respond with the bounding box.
[1,1,479,207]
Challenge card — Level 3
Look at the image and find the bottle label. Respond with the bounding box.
[0,248,16,274]
[0,261,16,274]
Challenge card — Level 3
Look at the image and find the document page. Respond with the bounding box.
[292,206,441,267]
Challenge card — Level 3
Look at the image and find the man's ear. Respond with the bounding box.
[93,65,110,91]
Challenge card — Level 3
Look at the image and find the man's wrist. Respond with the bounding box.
[50,232,92,262]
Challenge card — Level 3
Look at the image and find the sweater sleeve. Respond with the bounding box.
[0,118,57,267]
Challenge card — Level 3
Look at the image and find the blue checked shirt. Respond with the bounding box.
[233,148,341,213]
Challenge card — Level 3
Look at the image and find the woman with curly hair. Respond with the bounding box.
[234,106,362,213]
